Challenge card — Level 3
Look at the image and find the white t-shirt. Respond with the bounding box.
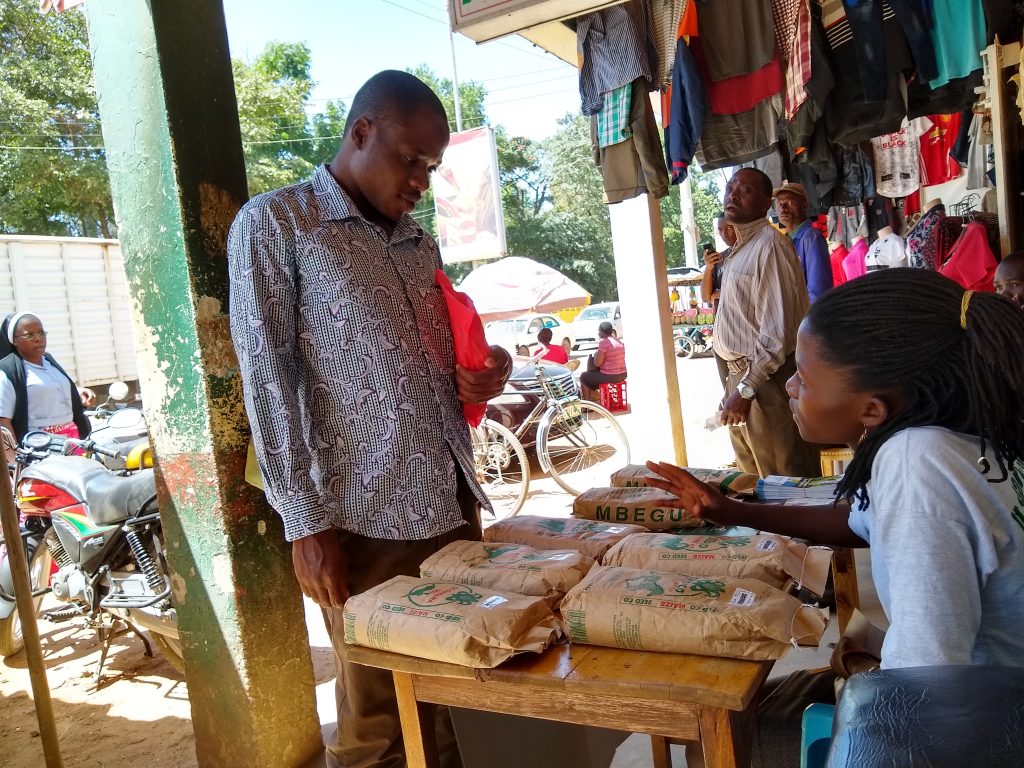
[0,357,75,429]
[871,117,932,198]
[848,427,1024,669]
[865,233,907,271]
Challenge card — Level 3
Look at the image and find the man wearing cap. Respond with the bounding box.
[774,182,833,302]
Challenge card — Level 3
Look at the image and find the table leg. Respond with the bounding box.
[393,671,440,768]
[698,705,756,768]
[831,547,860,635]
[650,735,673,768]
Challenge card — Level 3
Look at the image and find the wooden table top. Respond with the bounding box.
[348,642,773,712]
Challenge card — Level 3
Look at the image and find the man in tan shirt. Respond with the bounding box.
[714,168,820,477]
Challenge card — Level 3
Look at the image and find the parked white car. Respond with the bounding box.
[485,313,574,357]
[568,302,623,349]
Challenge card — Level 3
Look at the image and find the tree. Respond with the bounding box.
[0,1,114,237]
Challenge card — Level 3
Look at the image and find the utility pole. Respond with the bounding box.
[445,1,464,132]
[680,174,698,267]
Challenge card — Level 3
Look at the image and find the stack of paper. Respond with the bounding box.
[756,475,839,502]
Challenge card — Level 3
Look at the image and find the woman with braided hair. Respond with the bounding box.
[646,268,1024,669]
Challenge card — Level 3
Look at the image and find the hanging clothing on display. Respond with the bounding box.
[864,196,896,240]
[870,117,932,199]
[771,0,814,119]
[866,231,908,270]
[919,113,963,186]
[843,237,869,280]
[833,146,876,207]
[927,0,987,90]
[577,0,658,115]
[651,0,688,90]
[951,106,974,167]
[592,77,670,203]
[690,39,782,115]
[664,37,706,184]
[839,0,938,102]
[830,243,849,287]
[906,203,946,270]
[693,0,776,81]
[821,0,913,147]
[907,70,984,120]
[966,112,996,189]
[939,221,999,291]
[980,0,1024,44]
[596,83,633,148]
[696,97,782,171]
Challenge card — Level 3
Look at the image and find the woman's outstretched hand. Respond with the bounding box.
[644,460,738,527]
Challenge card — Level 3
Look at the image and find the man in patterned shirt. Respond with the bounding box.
[715,168,820,478]
[228,70,511,768]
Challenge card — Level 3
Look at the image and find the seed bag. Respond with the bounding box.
[601,533,833,596]
[483,515,645,560]
[573,487,703,530]
[343,576,562,668]
[610,465,758,496]
[419,540,595,607]
[560,566,828,661]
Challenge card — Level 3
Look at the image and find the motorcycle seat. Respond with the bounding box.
[23,456,156,525]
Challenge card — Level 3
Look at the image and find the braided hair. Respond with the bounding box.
[805,268,1024,508]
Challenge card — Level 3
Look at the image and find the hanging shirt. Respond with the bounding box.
[790,220,834,302]
[665,38,707,184]
[928,0,987,90]
[577,1,658,115]
[0,357,75,429]
[871,117,932,198]
[843,238,869,281]
[830,243,849,287]
[939,221,999,291]
[919,113,963,187]
[906,203,945,270]
[865,232,908,270]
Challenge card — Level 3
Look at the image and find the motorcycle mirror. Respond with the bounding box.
[108,381,130,402]
[23,431,52,450]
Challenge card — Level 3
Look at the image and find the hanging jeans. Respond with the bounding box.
[841,0,938,103]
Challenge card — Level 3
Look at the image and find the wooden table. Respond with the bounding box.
[348,642,773,768]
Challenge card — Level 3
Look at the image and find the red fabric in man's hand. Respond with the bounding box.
[435,269,490,427]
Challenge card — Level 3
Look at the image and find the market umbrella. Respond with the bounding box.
[455,256,591,322]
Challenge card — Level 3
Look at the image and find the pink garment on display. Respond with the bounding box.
[842,239,869,281]
[939,222,998,292]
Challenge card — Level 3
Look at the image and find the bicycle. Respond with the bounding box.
[471,364,631,521]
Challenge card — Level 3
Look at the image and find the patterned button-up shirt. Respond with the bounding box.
[228,164,488,542]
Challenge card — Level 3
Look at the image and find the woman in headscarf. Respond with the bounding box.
[0,312,91,442]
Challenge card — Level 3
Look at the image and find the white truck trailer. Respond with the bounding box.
[0,235,138,389]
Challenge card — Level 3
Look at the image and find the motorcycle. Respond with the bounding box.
[674,324,714,359]
[87,380,152,473]
[0,431,181,677]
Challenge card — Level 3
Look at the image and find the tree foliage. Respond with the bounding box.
[0,2,113,237]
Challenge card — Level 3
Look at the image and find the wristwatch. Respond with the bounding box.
[737,381,756,400]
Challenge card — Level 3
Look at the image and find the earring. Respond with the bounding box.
[978,455,991,474]
[857,428,868,447]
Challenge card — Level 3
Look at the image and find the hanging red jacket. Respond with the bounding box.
[830,243,849,287]
[939,222,997,292]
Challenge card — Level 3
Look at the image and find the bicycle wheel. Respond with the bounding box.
[537,400,630,495]
[472,419,530,523]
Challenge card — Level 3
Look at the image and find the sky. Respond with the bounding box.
[221,0,581,141]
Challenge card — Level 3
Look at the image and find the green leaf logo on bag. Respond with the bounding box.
[623,572,665,596]
[537,518,569,534]
[659,535,751,552]
[672,577,727,599]
[406,583,484,608]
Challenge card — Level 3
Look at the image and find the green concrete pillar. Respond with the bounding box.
[85,2,321,765]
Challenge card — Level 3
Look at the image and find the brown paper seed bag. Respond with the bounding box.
[483,515,645,560]
[343,576,562,669]
[610,465,758,496]
[419,540,595,608]
[561,566,828,661]
[573,487,703,530]
[601,533,833,596]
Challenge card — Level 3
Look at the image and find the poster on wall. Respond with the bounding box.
[433,126,506,264]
